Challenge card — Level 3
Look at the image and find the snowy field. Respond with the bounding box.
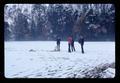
[4,41,115,78]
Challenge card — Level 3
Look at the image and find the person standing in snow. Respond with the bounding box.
[78,35,84,53]
[56,37,61,51]
[67,36,72,52]
[71,37,75,52]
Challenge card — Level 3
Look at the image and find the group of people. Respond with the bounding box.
[56,35,84,54]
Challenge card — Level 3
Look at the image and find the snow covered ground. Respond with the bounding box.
[4,41,115,78]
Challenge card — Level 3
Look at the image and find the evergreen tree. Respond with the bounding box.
[4,21,10,41]
[14,8,29,40]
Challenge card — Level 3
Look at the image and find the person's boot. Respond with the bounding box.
[68,49,71,53]
[82,51,84,54]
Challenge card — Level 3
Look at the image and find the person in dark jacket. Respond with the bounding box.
[71,37,75,52]
[56,37,61,51]
[67,36,72,52]
[78,35,84,53]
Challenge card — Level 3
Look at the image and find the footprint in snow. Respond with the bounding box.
[29,49,36,52]
[30,58,33,61]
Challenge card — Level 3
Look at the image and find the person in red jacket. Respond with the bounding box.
[67,36,72,52]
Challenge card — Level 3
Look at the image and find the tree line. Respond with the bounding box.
[4,4,115,41]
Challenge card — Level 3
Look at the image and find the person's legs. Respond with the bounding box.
[71,45,73,52]
[58,44,60,51]
[68,43,71,52]
[70,44,72,52]
[81,44,84,53]
[73,45,75,51]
